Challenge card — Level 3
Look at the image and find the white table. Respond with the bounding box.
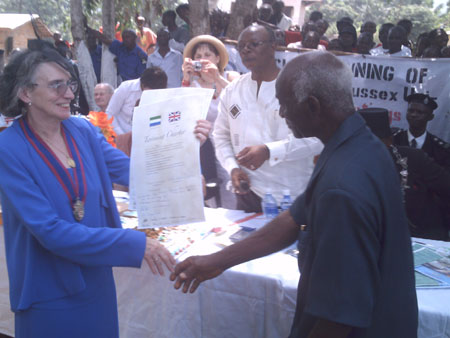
[1,209,449,337]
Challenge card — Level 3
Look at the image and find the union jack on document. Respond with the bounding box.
[168,111,181,122]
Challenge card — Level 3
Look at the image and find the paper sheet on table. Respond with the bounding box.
[413,241,450,288]
[129,88,214,228]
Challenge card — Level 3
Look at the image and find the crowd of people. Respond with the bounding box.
[80,1,450,89]
[0,1,449,337]
[46,2,450,114]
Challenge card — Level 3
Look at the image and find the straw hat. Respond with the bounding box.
[183,35,229,73]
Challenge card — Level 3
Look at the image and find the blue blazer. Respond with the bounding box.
[0,117,146,311]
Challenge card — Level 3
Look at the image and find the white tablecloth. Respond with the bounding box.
[0,210,449,337]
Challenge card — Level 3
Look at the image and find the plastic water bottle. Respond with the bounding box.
[280,189,292,211]
[262,192,279,219]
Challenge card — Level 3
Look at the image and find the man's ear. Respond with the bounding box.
[17,87,32,105]
[427,113,434,122]
[307,96,320,115]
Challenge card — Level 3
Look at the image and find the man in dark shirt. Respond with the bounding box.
[162,10,190,52]
[338,25,357,53]
[170,51,418,338]
[90,28,147,81]
[393,93,450,171]
[87,31,102,83]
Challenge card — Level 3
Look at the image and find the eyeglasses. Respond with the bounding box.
[237,40,271,52]
[30,79,79,96]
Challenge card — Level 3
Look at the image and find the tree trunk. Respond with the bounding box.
[101,0,118,88]
[70,0,97,111]
[0,50,4,73]
[226,0,258,40]
[189,0,210,37]
[142,0,151,28]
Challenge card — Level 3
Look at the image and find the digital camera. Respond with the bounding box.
[193,61,202,71]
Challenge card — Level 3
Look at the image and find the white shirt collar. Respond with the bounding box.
[407,129,427,149]
[154,47,177,57]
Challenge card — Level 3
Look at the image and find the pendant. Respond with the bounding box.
[67,158,76,168]
[73,199,85,221]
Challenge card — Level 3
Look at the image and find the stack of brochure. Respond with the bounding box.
[413,240,450,288]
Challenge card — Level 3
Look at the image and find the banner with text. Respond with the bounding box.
[339,54,450,143]
[226,44,450,143]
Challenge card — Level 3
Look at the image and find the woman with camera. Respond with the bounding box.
[182,35,239,123]
[182,35,240,208]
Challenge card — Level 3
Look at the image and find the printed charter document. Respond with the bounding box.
[130,88,214,228]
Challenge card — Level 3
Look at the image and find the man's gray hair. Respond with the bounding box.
[291,52,354,112]
[95,83,114,94]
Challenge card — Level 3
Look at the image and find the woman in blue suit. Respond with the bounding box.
[0,44,176,337]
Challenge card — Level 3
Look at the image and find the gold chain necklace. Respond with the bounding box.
[41,135,76,168]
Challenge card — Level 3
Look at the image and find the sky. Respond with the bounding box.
[434,0,447,13]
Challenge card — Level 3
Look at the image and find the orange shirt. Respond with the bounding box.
[136,27,157,54]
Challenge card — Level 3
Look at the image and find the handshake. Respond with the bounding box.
[144,236,224,293]
[146,207,289,293]
[145,210,299,293]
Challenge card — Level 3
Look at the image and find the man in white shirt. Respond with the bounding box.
[370,24,411,57]
[288,31,326,50]
[370,23,393,56]
[213,24,323,212]
[386,26,412,57]
[272,1,293,31]
[106,67,167,134]
[147,29,183,88]
[94,83,114,112]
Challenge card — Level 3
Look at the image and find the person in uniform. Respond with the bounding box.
[393,93,450,171]
[360,108,450,241]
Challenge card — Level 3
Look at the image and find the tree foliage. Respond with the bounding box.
[85,0,185,32]
[0,0,71,38]
[439,0,450,27]
[0,0,183,40]
[2,0,445,44]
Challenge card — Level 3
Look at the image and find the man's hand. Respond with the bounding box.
[87,27,112,46]
[231,168,251,194]
[170,254,224,293]
[144,238,176,276]
[170,211,301,294]
[236,145,269,171]
[194,119,212,146]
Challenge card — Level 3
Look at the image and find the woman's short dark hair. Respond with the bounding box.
[0,42,76,117]
[192,42,219,58]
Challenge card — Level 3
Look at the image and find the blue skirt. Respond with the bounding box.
[15,266,119,338]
